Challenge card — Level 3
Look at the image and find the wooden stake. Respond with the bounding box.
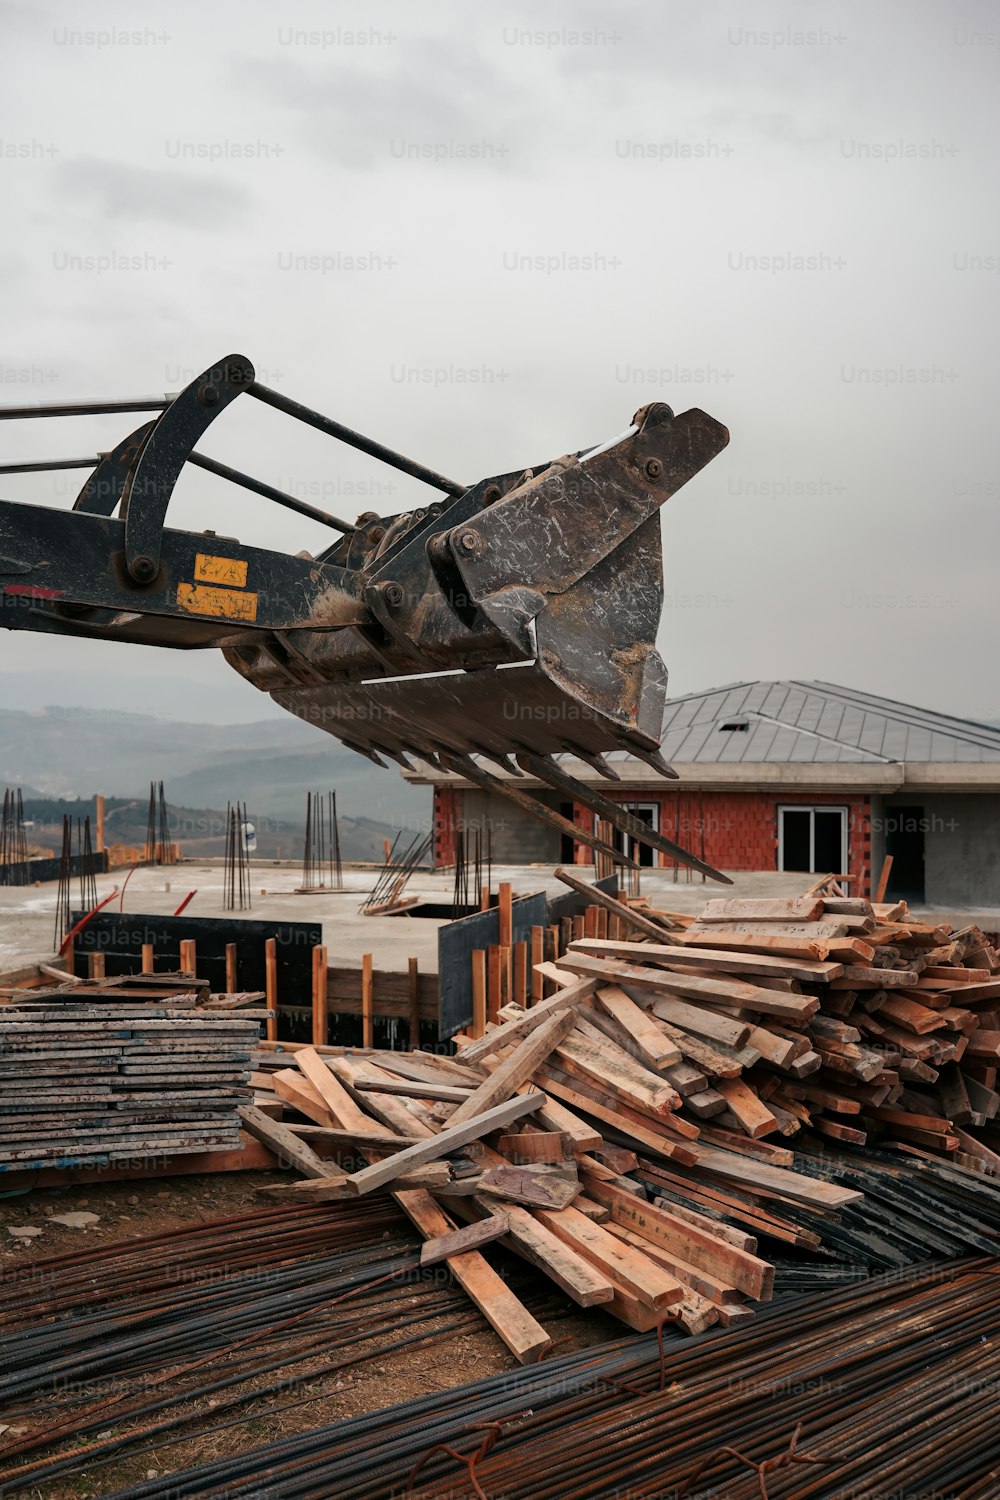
[487,944,502,1024]
[225,942,238,995]
[179,938,196,974]
[530,926,544,1003]
[408,955,420,1049]
[875,855,894,904]
[265,937,278,1043]
[471,949,487,1038]
[311,944,329,1047]
[95,793,105,854]
[480,883,490,913]
[514,940,528,1007]
[362,952,374,1048]
[141,943,154,975]
[88,952,105,980]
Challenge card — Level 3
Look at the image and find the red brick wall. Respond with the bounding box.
[643,789,871,895]
[433,787,459,867]
[434,784,873,895]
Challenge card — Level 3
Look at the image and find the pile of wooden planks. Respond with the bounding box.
[240,886,1000,1362]
[0,997,261,1168]
[560,889,1000,1169]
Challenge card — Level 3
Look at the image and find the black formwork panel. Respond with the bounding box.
[438,892,546,1038]
[71,912,320,1003]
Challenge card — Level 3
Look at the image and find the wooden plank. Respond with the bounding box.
[568,938,843,984]
[584,1175,774,1299]
[715,1078,780,1139]
[554,866,680,936]
[345,1092,546,1196]
[238,1104,334,1178]
[699,897,824,922]
[534,1202,683,1310]
[642,994,750,1049]
[419,1214,511,1267]
[295,1047,394,1135]
[593,985,682,1069]
[265,939,278,1044]
[361,953,374,1049]
[448,1009,578,1127]
[471,949,487,1040]
[271,1068,332,1126]
[554,1027,681,1119]
[498,1131,571,1164]
[394,1189,551,1363]
[456,980,595,1065]
[530,926,545,1002]
[557,950,818,1020]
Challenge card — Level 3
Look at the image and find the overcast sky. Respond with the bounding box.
[2,0,999,729]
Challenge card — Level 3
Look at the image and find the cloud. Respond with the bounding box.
[52,157,255,226]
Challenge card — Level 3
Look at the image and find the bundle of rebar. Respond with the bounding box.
[450,824,490,917]
[102,1257,1000,1499]
[0,787,29,884]
[0,1200,564,1495]
[359,829,432,914]
[223,800,252,911]
[52,812,72,946]
[143,781,173,865]
[301,790,343,891]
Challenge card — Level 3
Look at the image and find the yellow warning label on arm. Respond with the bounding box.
[177,582,258,622]
[194,553,249,588]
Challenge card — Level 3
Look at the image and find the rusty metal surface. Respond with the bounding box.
[0,358,729,874]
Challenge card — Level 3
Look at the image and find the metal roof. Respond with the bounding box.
[656,681,1000,765]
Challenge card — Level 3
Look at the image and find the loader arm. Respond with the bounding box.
[0,354,731,880]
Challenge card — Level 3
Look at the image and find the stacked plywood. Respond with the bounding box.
[0,1001,259,1167]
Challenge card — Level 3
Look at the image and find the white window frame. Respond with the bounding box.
[777,804,849,874]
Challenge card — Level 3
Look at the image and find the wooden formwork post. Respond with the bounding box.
[471,949,487,1038]
[487,944,502,1024]
[141,943,154,975]
[265,938,278,1043]
[362,953,374,1048]
[513,940,528,1007]
[480,883,490,913]
[95,793,105,854]
[311,944,329,1047]
[225,942,238,995]
[88,952,105,980]
[530,926,544,1004]
[584,905,599,938]
[179,938,196,974]
[408,955,420,1049]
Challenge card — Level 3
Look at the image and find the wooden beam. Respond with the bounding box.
[554,866,679,937]
[471,949,487,1039]
[419,1213,511,1267]
[361,953,374,1048]
[225,942,238,995]
[407,956,420,1047]
[265,938,278,1043]
[345,1092,546,1196]
[395,1189,551,1363]
[456,977,596,1065]
[311,945,328,1047]
[447,1010,578,1128]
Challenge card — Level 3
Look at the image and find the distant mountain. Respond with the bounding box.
[0,705,430,833]
[19,793,397,863]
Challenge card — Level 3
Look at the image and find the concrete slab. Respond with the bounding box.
[0,861,814,976]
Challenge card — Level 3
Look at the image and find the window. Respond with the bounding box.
[777,805,848,874]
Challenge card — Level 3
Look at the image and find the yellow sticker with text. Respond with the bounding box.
[194,553,249,588]
[177,582,258,622]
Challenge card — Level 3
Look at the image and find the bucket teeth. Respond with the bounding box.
[627,746,680,780]
[563,746,621,782]
[514,750,731,884]
[438,752,638,870]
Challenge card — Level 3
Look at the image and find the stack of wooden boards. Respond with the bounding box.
[242,887,1000,1363]
[0,974,265,1169]
[555,889,1000,1169]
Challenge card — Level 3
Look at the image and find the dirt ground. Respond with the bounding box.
[0,1166,620,1498]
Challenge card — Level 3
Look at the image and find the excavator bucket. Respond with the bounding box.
[0,355,730,879]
